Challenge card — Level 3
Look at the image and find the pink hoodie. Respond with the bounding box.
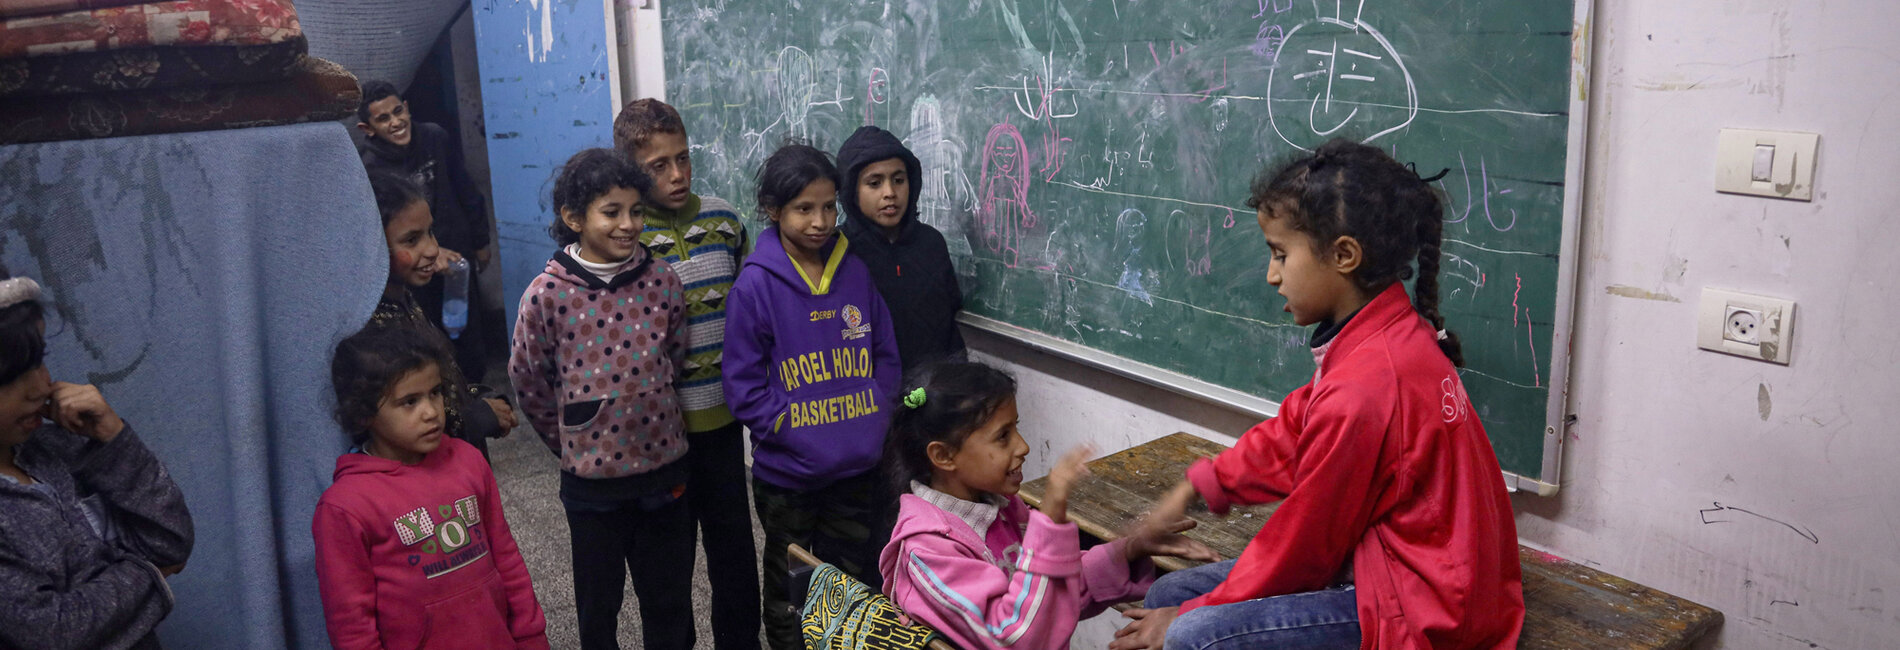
[313,438,548,649]
[879,487,1155,649]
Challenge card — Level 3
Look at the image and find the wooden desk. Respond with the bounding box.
[1019,433,1723,650]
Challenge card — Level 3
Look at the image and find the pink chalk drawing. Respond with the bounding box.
[864,67,888,125]
[978,122,1036,269]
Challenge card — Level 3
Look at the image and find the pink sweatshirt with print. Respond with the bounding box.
[879,491,1155,650]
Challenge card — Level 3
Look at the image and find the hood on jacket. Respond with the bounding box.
[332,437,460,481]
[545,245,653,291]
[836,126,925,245]
[744,226,853,296]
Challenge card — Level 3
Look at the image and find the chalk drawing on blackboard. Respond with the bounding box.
[864,67,889,125]
[978,123,1036,269]
[1114,209,1154,305]
[905,95,977,257]
[776,46,817,138]
[1266,2,1418,150]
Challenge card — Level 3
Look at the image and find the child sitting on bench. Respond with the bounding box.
[880,361,1216,650]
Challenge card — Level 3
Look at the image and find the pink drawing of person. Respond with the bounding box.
[977,123,1035,268]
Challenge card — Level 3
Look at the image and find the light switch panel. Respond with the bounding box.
[1750,145,1774,182]
[1716,129,1818,201]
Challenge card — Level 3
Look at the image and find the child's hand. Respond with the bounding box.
[1121,514,1220,564]
[45,382,124,443]
[1038,445,1094,525]
[1119,481,1216,560]
[1110,607,1177,650]
[485,398,518,435]
[437,249,465,271]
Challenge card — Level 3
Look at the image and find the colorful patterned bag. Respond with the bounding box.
[801,562,942,650]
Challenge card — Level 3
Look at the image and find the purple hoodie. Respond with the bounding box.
[722,228,901,489]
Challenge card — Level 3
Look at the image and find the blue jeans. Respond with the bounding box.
[1144,559,1361,650]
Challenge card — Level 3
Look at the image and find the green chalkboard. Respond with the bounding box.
[663,0,1586,489]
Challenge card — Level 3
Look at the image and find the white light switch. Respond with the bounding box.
[1751,145,1775,182]
[1716,129,1818,201]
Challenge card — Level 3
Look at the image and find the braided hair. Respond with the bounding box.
[1246,138,1464,366]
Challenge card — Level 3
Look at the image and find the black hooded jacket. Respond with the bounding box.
[360,122,491,256]
[836,125,966,378]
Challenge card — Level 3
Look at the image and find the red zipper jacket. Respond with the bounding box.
[1184,284,1523,648]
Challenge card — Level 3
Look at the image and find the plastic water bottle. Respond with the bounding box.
[442,257,470,340]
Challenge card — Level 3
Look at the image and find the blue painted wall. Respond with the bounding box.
[471,0,617,329]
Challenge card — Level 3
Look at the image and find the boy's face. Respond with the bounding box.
[770,178,839,261]
[358,95,413,147]
[855,158,909,235]
[633,132,693,211]
[562,186,645,264]
[384,200,441,288]
[366,362,446,464]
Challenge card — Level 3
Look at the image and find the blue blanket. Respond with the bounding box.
[0,121,384,649]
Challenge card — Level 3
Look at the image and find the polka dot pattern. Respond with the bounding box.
[507,258,690,479]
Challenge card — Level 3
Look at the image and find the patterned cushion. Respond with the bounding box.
[802,563,942,650]
[0,0,146,19]
[0,0,300,60]
[0,55,355,144]
[0,36,304,98]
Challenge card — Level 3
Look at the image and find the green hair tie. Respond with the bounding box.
[903,387,927,409]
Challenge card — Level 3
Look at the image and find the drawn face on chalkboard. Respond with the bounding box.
[1258,208,1363,326]
[1266,18,1417,151]
[979,123,1030,199]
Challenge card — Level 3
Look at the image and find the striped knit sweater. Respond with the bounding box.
[640,194,747,433]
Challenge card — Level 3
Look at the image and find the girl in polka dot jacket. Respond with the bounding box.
[507,148,698,648]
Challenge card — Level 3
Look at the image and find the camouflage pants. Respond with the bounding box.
[753,471,890,650]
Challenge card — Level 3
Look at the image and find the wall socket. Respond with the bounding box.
[1698,288,1794,364]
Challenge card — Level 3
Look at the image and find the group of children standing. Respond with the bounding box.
[305,90,1524,650]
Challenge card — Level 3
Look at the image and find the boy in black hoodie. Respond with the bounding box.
[836,126,967,380]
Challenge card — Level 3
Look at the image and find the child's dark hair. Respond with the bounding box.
[368,170,425,227]
[884,362,1018,492]
[754,142,838,216]
[0,263,46,387]
[330,325,452,444]
[549,148,654,245]
[357,80,400,123]
[1247,138,1464,366]
[612,98,687,154]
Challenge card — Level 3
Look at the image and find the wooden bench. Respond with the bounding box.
[787,543,957,650]
[1018,433,1723,650]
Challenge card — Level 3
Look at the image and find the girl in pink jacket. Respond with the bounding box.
[877,362,1216,649]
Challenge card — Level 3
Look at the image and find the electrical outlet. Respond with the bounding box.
[1722,306,1762,344]
[1697,288,1795,364]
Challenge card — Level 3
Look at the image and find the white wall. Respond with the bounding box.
[975,1,1900,648]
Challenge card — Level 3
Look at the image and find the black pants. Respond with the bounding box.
[753,471,889,650]
[565,495,697,650]
[687,422,763,650]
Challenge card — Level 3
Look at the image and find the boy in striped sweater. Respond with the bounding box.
[615,98,761,650]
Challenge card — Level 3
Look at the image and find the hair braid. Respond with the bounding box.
[1411,185,1464,366]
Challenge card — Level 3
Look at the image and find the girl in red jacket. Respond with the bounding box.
[1112,139,1524,650]
[315,326,548,649]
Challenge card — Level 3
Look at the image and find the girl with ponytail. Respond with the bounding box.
[1110,139,1523,650]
